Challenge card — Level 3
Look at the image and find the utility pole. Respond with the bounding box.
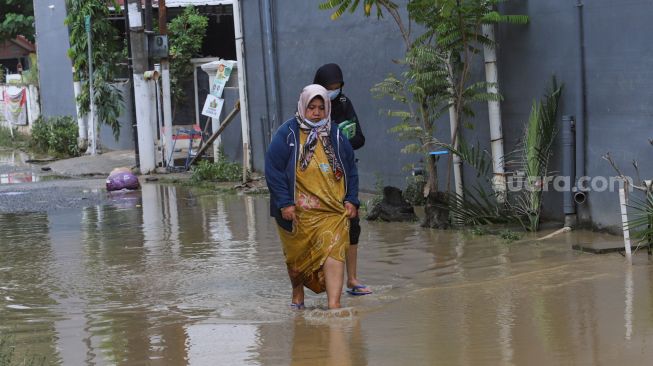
[127,0,156,173]
[123,1,140,167]
[159,0,173,167]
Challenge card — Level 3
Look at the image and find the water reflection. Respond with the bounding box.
[0,171,40,184]
[289,316,367,366]
[1,185,653,364]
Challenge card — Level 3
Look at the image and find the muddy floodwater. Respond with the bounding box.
[1,184,653,365]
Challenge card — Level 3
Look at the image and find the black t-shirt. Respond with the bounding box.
[331,93,365,150]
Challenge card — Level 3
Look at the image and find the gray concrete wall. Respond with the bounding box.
[99,81,135,151]
[238,0,653,229]
[33,0,77,118]
[496,0,653,229]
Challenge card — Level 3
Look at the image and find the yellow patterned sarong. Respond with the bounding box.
[278,131,350,293]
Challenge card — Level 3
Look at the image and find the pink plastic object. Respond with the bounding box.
[106,170,140,191]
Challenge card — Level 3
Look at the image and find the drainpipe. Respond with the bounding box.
[573,0,587,206]
[259,0,281,132]
[562,115,576,227]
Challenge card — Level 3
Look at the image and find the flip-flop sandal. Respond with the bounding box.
[290,302,305,310]
[346,285,372,296]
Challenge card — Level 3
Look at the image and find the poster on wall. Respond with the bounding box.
[209,61,235,98]
[3,86,27,125]
[201,94,224,120]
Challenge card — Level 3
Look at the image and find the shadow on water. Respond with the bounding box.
[1,183,653,365]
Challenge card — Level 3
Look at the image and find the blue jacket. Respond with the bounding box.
[265,117,360,231]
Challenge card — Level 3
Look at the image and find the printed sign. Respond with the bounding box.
[201,94,224,119]
[209,61,235,98]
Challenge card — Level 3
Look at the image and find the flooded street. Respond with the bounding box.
[1,184,653,365]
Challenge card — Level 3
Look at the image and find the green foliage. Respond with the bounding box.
[0,67,4,83]
[21,53,38,85]
[191,153,242,183]
[628,191,653,247]
[30,116,80,157]
[440,78,562,231]
[65,0,123,140]
[0,333,46,366]
[169,7,208,114]
[0,1,34,43]
[404,175,426,206]
[469,226,489,236]
[319,0,396,19]
[499,229,522,243]
[440,185,521,226]
[0,127,29,148]
[509,77,563,231]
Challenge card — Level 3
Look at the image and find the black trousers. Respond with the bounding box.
[349,217,361,245]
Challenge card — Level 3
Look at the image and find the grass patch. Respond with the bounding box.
[0,127,30,150]
[499,229,523,243]
[0,334,47,366]
[468,226,490,236]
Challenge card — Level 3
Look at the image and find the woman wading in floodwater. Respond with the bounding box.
[265,84,360,310]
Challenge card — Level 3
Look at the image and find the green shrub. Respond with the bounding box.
[191,154,242,183]
[30,116,80,157]
[30,118,50,152]
[403,175,426,206]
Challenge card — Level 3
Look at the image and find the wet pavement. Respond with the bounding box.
[1,181,653,365]
[2,148,653,365]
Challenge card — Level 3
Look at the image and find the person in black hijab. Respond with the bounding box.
[314,63,371,296]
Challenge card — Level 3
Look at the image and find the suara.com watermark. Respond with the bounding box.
[505,175,634,193]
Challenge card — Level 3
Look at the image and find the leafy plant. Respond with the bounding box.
[66,0,123,140]
[29,118,51,152]
[169,6,208,117]
[0,127,29,149]
[508,77,563,231]
[0,1,34,43]
[190,152,242,183]
[499,229,522,243]
[30,116,80,157]
[21,53,39,86]
[469,226,489,236]
[628,191,653,248]
[404,174,426,206]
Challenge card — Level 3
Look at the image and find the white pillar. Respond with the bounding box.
[73,81,88,147]
[161,62,173,166]
[619,187,632,263]
[233,0,252,177]
[482,24,507,204]
[134,75,156,173]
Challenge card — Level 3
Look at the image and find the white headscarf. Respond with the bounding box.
[296,84,331,127]
[295,84,343,179]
